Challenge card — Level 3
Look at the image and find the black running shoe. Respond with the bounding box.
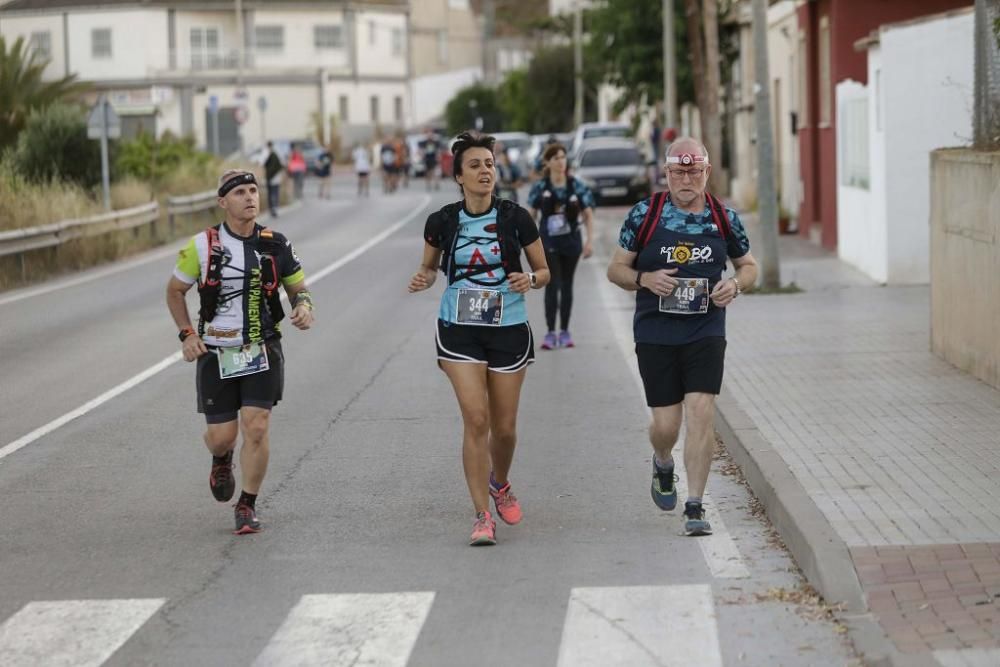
[233,503,261,535]
[209,451,235,502]
[683,501,713,536]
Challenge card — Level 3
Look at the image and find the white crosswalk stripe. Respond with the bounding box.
[0,598,165,667]
[935,648,1000,667]
[556,585,723,667]
[253,592,436,667]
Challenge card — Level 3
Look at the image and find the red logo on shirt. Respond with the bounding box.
[468,248,495,277]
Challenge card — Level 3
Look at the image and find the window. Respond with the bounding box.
[818,16,831,126]
[339,95,349,122]
[580,148,643,167]
[368,20,376,46]
[256,25,284,54]
[840,97,869,189]
[370,95,379,123]
[29,31,51,61]
[190,27,220,69]
[394,95,403,122]
[314,25,344,50]
[437,30,448,65]
[874,69,882,132]
[92,28,112,58]
[391,28,403,57]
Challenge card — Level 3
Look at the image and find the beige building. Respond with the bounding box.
[0,0,411,153]
[728,0,802,221]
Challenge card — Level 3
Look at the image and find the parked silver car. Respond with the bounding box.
[571,138,650,204]
[567,121,632,159]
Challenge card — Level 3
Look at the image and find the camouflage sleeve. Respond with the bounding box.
[726,208,751,257]
[575,177,597,210]
[618,201,649,252]
[526,180,544,209]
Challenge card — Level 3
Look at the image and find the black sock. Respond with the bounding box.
[212,452,231,464]
[238,491,257,508]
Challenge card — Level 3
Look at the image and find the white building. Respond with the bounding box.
[0,0,411,154]
[728,0,802,219]
[836,7,974,284]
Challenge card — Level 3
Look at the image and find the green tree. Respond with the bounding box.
[585,0,694,115]
[497,46,598,134]
[12,103,102,188]
[0,36,86,150]
[444,84,504,136]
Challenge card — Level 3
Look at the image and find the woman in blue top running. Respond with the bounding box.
[527,142,595,350]
[408,131,550,546]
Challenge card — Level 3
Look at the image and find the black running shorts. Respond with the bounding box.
[436,319,535,373]
[636,336,726,407]
[196,339,284,424]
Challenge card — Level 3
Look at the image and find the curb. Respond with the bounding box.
[714,387,937,667]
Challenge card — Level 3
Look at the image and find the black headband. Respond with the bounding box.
[217,172,257,197]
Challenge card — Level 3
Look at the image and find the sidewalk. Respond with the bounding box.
[717,218,1000,666]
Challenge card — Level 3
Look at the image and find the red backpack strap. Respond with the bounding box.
[705,193,732,239]
[202,226,224,287]
[635,191,668,252]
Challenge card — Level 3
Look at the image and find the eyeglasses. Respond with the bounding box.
[666,167,706,180]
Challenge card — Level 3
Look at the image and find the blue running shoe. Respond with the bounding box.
[683,501,713,536]
[650,459,678,511]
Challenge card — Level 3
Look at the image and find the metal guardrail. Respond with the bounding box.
[165,189,217,234]
[0,189,217,280]
[0,201,160,259]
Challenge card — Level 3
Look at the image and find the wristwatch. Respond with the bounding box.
[732,277,742,297]
[635,271,644,288]
[178,327,195,342]
[529,272,537,288]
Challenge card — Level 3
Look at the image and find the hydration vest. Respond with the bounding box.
[424,197,525,287]
[633,191,742,258]
[539,176,581,231]
[197,225,286,337]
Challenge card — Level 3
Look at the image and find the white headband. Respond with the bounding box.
[665,153,708,166]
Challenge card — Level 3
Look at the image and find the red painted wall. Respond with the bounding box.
[797,0,972,250]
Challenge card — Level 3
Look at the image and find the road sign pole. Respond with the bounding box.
[212,107,220,155]
[100,96,111,211]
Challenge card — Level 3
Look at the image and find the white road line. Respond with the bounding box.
[556,585,722,667]
[253,592,435,667]
[0,598,165,667]
[592,257,751,579]
[935,648,1000,667]
[0,195,432,464]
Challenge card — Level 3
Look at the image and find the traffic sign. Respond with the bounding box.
[208,95,219,114]
[257,96,267,112]
[86,99,121,140]
[234,106,249,125]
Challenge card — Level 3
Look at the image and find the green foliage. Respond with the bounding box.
[498,69,531,132]
[115,131,212,185]
[585,0,694,115]
[12,103,102,188]
[444,84,505,136]
[0,36,87,150]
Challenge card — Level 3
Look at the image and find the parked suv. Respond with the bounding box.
[567,122,632,159]
[572,138,650,204]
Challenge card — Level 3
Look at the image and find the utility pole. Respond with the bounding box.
[482,0,495,84]
[574,0,584,127]
[662,0,677,130]
[751,0,780,289]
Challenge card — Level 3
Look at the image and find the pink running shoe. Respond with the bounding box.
[469,511,497,546]
[558,330,574,348]
[541,331,558,350]
[489,482,523,525]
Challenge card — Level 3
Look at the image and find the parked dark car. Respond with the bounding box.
[572,138,651,204]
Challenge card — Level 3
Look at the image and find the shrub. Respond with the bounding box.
[115,131,214,186]
[11,103,102,188]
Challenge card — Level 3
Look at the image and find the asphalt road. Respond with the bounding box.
[0,174,858,666]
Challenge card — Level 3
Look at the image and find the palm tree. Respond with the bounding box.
[0,35,87,150]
